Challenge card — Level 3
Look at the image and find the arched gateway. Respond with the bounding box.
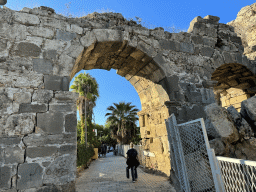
[0,6,255,191]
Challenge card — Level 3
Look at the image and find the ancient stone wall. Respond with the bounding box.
[0,5,255,191]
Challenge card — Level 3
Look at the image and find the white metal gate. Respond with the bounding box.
[165,114,224,192]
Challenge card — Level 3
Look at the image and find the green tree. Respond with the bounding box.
[105,101,139,144]
[70,72,99,145]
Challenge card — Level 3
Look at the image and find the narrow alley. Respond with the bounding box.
[76,152,176,192]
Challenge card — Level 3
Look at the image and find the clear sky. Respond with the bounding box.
[5,0,255,126]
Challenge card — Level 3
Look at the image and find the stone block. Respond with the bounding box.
[0,166,11,189]
[59,145,76,155]
[15,42,41,57]
[203,15,220,24]
[158,40,179,51]
[13,92,31,104]
[241,96,256,123]
[203,37,216,47]
[65,114,77,133]
[93,29,122,42]
[204,103,239,143]
[0,137,21,146]
[191,35,203,44]
[43,39,66,51]
[17,163,43,190]
[44,75,70,91]
[56,29,77,41]
[37,112,64,134]
[54,91,79,103]
[3,114,36,136]
[180,42,194,54]
[26,146,58,158]
[14,12,40,25]
[32,89,53,103]
[43,50,57,61]
[209,138,225,155]
[49,104,76,112]
[28,26,54,39]
[23,133,76,147]
[5,146,25,164]
[200,47,214,57]
[80,31,97,47]
[43,155,76,185]
[33,58,53,75]
[230,35,242,45]
[19,104,47,113]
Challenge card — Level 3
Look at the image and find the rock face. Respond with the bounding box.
[228,3,256,60]
[0,4,255,191]
[204,103,239,143]
[206,99,256,161]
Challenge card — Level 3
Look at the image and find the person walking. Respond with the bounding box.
[104,143,107,157]
[126,142,140,183]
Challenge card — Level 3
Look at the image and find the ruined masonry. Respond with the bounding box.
[0,3,256,192]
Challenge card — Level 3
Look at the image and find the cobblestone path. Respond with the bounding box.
[76,152,176,192]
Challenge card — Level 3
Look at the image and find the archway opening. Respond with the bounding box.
[70,41,171,176]
[212,63,256,112]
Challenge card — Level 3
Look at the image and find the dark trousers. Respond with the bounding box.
[129,166,138,181]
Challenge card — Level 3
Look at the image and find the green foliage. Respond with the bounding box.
[70,72,99,106]
[105,102,140,144]
[77,143,95,167]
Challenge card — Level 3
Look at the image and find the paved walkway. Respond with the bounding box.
[76,152,176,192]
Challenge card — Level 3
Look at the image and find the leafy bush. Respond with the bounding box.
[77,144,95,167]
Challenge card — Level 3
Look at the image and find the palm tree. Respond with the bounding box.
[70,72,99,146]
[105,101,139,144]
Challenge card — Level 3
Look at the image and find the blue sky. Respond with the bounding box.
[5,0,255,126]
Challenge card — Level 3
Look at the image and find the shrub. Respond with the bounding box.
[77,143,95,167]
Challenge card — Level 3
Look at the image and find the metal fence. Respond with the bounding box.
[165,114,224,192]
[216,156,256,192]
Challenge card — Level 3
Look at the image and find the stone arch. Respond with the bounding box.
[68,35,171,175]
[212,63,256,111]
[1,6,256,191]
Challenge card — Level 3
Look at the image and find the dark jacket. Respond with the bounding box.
[126,148,140,167]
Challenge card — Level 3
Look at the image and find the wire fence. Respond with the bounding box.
[216,156,256,192]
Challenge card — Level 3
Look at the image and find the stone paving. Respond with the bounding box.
[76,152,176,192]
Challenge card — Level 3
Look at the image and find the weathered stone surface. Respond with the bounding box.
[180,42,194,53]
[37,112,64,134]
[49,104,76,112]
[65,114,77,133]
[14,12,40,25]
[17,163,43,190]
[43,50,57,61]
[19,104,47,113]
[4,146,24,164]
[0,166,11,189]
[56,29,77,41]
[200,47,214,57]
[59,145,76,155]
[32,89,53,103]
[204,103,239,143]
[15,42,41,57]
[13,92,31,104]
[23,133,76,147]
[28,26,54,39]
[43,155,76,185]
[54,91,78,103]
[0,137,21,146]
[44,75,69,91]
[1,114,36,136]
[26,146,58,158]
[241,96,256,123]
[33,59,53,75]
